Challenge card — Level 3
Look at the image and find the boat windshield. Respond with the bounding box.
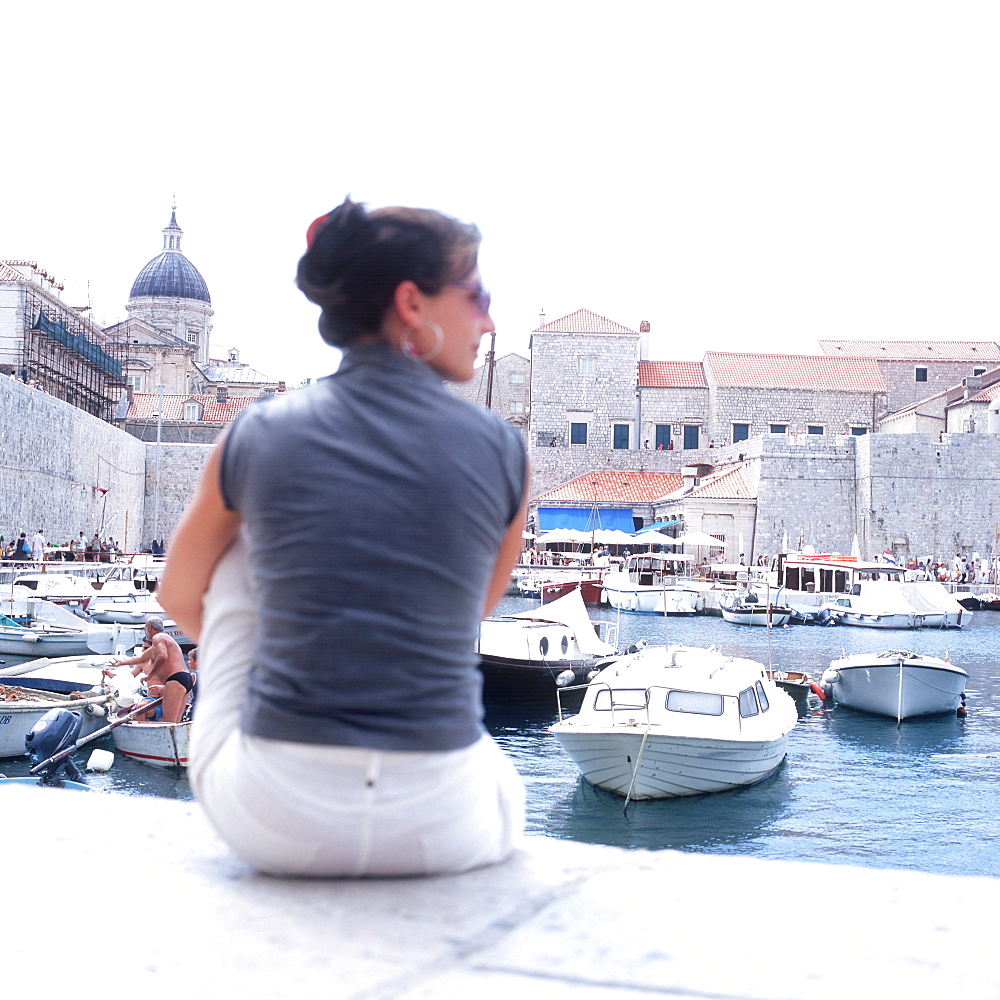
[664,690,724,716]
[594,688,647,711]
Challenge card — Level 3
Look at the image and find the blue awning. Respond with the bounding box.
[536,507,637,532]
[636,519,683,533]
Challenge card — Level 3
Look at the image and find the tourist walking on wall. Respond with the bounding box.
[159,197,527,879]
[12,533,30,561]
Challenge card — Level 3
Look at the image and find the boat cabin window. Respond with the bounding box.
[755,681,770,712]
[738,687,760,718]
[665,690,724,716]
[784,567,800,590]
[594,689,647,711]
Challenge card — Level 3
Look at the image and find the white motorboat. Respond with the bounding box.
[820,650,968,721]
[896,582,971,628]
[719,590,794,627]
[477,589,619,700]
[0,597,141,656]
[601,554,704,615]
[0,683,110,758]
[86,591,167,624]
[8,573,96,611]
[550,643,798,800]
[112,720,190,767]
[820,584,924,629]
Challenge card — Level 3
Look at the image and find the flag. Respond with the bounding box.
[881,551,897,564]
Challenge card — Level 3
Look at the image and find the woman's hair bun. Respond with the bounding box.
[296,197,480,348]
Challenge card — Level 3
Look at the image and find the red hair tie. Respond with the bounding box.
[305,213,331,249]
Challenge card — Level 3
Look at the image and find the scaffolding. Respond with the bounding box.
[17,284,127,420]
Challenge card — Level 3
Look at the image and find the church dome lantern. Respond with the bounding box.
[129,209,211,303]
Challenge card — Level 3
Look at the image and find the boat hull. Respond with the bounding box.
[0,692,109,759]
[552,730,789,799]
[112,721,190,767]
[822,656,968,719]
[603,584,702,615]
[720,606,793,627]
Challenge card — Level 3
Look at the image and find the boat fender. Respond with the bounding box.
[86,702,107,718]
[958,692,967,718]
[624,639,648,654]
[555,669,576,688]
[810,683,827,702]
[86,748,114,772]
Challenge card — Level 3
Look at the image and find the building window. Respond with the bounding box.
[683,425,699,449]
[732,423,750,443]
[850,426,868,436]
[509,372,524,385]
[915,367,928,382]
[127,375,143,391]
[769,424,787,434]
[579,356,595,375]
[570,422,588,445]
[187,332,198,344]
[807,425,824,435]
[654,424,671,450]
[509,400,523,414]
[613,424,630,449]
[183,402,201,421]
[974,368,986,376]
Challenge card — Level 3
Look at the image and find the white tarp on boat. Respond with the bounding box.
[897,581,966,615]
[508,589,616,656]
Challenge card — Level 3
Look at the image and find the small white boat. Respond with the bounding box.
[0,684,110,759]
[9,573,96,611]
[111,720,190,767]
[550,643,798,799]
[86,591,167,624]
[0,597,141,656]
[820,650,968,721]
[601,554,703,615]
[896,582,971,628]
[478,589,619,700]
[820,585,924,629]
[719,591,794,627]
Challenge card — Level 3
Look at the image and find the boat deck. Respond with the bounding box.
[1,785,996,998]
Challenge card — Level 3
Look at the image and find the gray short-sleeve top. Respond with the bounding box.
[219,343,526,752]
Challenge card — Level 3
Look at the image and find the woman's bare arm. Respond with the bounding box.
[158,443,241,643]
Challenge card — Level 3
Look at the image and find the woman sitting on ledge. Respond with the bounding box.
[159,197,527,878]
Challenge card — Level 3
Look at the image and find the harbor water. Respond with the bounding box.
[4,597,999,878]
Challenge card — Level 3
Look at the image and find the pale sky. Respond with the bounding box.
[5,2,999,387]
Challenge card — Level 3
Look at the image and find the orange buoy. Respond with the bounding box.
[810,682,827,702]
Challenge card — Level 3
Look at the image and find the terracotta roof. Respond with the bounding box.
[819,340,1000,361]
[638,361,707,388]
[534,309,637,335]
[682,465,754,501]
[704,352,886,392]
[960,382,1000,404]
[126,392,266,422]
[533,470,684,504]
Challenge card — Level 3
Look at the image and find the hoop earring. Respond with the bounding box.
[400,321,445,362]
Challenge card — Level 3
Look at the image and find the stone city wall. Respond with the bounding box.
[0,375,147,550]
[141,442,212,546]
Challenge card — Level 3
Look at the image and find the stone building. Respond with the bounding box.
[448,350,529,431]
[0,260,126,419]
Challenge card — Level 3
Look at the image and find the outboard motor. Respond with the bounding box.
[24,708,85,785]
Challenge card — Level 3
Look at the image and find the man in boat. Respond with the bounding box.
[104,618,193,723]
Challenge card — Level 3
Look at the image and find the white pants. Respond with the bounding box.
[191,534,525,877]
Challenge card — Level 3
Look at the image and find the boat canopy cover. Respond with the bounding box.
[537,507,636,532]
[508,590,616,656]
[897,581,964,613]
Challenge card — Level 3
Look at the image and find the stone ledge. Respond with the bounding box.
[2,785,997,999]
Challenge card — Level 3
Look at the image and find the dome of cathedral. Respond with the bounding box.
[128,208,211,303]
[129,251,211,303]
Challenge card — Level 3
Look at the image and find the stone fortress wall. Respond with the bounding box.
[0,376,209,552]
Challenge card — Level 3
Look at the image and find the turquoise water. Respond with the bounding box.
[4,600,998,877]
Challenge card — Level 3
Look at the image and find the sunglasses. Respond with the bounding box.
[447,281,492,316]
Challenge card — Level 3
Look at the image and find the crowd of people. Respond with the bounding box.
[0,528,123,563]
[905,555,1000,585]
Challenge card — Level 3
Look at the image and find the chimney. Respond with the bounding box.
[639,320,651,361]
[963,376,983,401]
[216,382,229,403]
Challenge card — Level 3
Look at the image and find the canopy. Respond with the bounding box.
[640,519,683,532]
[633,530,678,546]
[536,528,591,544]
[508,589,617,655]
[675,530,725,547]
[536,506,636,533]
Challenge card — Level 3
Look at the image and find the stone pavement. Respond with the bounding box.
[3,784,997,999]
